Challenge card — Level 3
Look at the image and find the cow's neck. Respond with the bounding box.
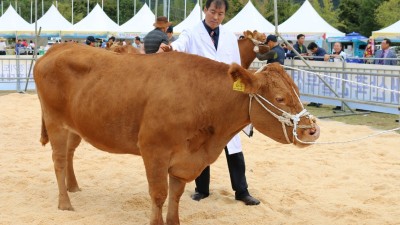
[239,39,256,70]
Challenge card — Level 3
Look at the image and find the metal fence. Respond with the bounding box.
[1,55,399,115]
[251,57,400,115]
[0,55,37,91]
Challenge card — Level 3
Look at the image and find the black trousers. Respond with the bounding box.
[195,147,250,199]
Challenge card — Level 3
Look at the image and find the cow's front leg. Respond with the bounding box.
[166,174,186,225]
[142,150,169,225]
[48,127,73,210]
[66,132,82,192]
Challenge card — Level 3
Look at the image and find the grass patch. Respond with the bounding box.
[306,104,400,134]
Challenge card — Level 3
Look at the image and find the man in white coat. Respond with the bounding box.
[163,0,260,205]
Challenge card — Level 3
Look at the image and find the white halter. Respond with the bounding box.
[249,65,316,144]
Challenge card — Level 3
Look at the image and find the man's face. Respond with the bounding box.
[298,36,305,45]
[267,40,275,49]
[333,43,342,52]
[135,40,140,45]
[381,40,389,50]
[204,2,226,30]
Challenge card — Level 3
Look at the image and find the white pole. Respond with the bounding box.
[102,0,103,9]
[71,0,74,24]
[87,0,89,15]
[15,0,17,11]
[200,0,202,20]
[149,0,151,13]
[1,1,2,16]
[117,0,119,25]
[184,0,187,18]
[163,0,166,16]
[155,0,157,17]
[42,0,44,16]
[134,0,136,15]
[167,0,170,20]
[56,0,58,8]
[30,0,33,23]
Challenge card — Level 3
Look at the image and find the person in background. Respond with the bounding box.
[329,42,347,62]
[166,26,176,44]
[15,39,23,55]
[283,40,296,59]
[0,38,7,55]
[144,16,171,54]
[256,34,285,65]
[374,38,397,66]
[133,36,145,54]
[86,36,96,47]
[307,42,329,61]
[29,40,35,49]
[293,34,308,58]
[363,37,375,64]
[164,0,260,206]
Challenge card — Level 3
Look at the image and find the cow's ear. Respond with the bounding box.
[228,63,260,94]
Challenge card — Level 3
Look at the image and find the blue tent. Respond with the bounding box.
[327,32,369,59]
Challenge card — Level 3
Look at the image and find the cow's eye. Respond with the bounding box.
[275,97,284,103]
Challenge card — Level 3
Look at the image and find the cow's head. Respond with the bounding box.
[229,63,320,147]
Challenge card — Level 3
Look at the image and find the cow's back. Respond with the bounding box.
[34,43,237,155]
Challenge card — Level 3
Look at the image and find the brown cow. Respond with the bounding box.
[34,43,319,225]
[105,41,141,54]
[239,30,270,69]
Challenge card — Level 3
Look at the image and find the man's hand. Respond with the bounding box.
[160,44,172,52]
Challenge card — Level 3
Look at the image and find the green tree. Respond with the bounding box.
[337,0,360,33]
[273,0,301,24]
[224,0,244,23]
[357,0,382,36]
[310,0,344,31]
[375,0,400,28]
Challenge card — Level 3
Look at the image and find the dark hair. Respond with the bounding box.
[307,42,318,50]
[135,36,141,41]
[288,40,293,44]
[166,26,173,33]
[334,42,342,47]
[297,34,305,40]
[383,38,391,46]
[108,36,115,42]
[205,0,229,12]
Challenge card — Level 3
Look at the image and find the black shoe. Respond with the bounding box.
[191,191,209,201]
[235,195,260,205]
[307,102,317,107]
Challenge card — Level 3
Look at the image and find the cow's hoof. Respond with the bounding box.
[58,204,74,211]
[67,186,81,192]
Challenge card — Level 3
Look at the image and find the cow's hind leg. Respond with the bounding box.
[166,175,186,225]
[48,126,74,210]
[66,132,82,192]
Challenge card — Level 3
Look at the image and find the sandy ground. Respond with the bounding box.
[0,93,399,225]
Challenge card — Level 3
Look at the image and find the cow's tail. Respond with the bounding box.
[40,116,49,146]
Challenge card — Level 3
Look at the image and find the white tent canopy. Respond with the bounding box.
[119,3,155,33]
[174,3,204,33]
[0,5,33,34]
[65,4,119,34]
[278,0,344,39]
[223,1,274,34]
[372,20,400,41]
[37,5,73,35]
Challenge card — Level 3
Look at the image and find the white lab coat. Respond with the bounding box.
[171,22,242,155]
